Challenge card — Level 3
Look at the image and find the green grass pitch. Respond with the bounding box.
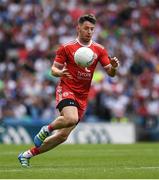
[1,143,159,179]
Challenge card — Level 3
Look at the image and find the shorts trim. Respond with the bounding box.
[56,98,79,112]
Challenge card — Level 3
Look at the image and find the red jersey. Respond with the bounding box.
[54,39,110,97]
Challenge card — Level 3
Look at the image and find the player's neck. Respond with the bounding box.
[76,37,92,47]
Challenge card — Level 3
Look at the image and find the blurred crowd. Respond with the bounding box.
[0,0,159,126]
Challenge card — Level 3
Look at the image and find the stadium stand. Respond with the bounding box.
[0,0,158,128]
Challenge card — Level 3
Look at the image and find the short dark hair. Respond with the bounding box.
[78,14,96,25]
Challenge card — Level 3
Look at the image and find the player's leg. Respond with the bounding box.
[35,100,85,153]
[38,125,76,153]
[33,86,78,147]
[33,98,86,148]
[18,125,75,167]
[34,100,79,147]
[18,105,79,167]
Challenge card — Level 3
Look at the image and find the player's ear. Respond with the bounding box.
[76,25,80,33]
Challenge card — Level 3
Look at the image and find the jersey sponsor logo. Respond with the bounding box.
[77,70,91,80]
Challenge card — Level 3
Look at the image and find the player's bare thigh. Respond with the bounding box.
[45,106,79,142]
[61,106,79,125]
[46,106,78,142]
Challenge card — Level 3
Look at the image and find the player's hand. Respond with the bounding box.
[61,64,73,79]
[109,57,120,69]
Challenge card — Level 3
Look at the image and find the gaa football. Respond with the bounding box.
[74,47,95,67]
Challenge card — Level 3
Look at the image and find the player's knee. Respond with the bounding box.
[64,115,78,127]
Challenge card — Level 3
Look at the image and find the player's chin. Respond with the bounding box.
[84,36,91,42]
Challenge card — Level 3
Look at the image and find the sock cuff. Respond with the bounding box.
[48,125,54,132]
[30,147,40,156]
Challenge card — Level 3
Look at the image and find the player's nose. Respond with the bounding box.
[87,28,92,34]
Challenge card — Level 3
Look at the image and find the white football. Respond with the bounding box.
[74,47,95,67]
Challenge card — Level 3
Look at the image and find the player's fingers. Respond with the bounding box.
[111,56,118,61]
[62,68,69,73]
[68,76,73,79]
[63,71,70,75]
[112,57,119,64]
[63,71,73,79]
[65,74,73,79]
[110,57,120,68]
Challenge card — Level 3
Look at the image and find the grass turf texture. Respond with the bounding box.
[0,143,159,179]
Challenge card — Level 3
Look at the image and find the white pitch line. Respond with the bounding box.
[1,166,159,173]
[0,169,24,172]
[124,166,159,170]
[0,167,59,172]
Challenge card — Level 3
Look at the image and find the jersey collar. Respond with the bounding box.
[76,38,92,47]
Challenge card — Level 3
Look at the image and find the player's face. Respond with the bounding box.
[77,21,95,43]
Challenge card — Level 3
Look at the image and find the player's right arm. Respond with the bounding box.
[51,62,73,79]
[51,45,73,79]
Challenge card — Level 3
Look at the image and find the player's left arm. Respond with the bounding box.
[104,56,120,77]
[99,48,119,77]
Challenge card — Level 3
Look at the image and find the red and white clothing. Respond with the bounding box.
[54,38,110,119]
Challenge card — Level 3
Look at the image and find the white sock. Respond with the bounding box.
[23,150,33,158]
[44,125,51,133]
[45,126,49,132]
